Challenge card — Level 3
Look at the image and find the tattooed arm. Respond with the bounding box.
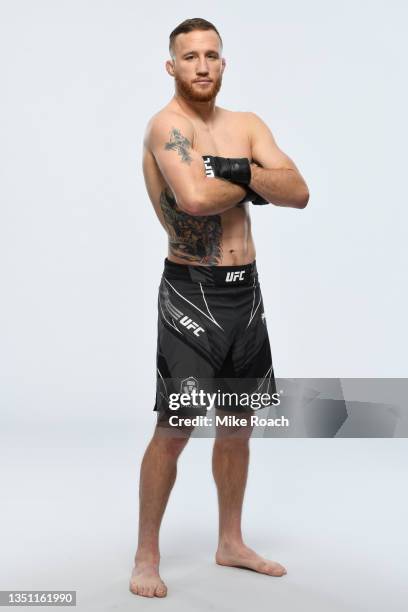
[145,112,247,216]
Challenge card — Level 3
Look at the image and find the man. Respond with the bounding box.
[130,18,309,598]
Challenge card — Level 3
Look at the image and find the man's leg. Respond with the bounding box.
[130,425,191,598]
[212,419,287,576]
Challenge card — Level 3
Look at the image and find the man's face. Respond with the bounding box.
[168,30,225,102]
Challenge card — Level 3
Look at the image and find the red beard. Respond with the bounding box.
[175,74,222,102]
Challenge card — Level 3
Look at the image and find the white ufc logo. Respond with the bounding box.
[225,270,245,282]
[179,315,205,337]
[203,157,215,177]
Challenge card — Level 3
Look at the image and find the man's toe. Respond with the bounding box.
[156,584,167,597]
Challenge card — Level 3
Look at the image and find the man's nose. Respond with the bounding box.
[196,59,209,75]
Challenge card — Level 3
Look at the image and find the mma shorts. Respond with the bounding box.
[154,258,276,421]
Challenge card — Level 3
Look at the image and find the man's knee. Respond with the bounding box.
[213,435,250,452]
[214,415,253,446]
[152,427,191,457]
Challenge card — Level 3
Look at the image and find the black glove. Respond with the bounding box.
[203,155,268,204]
[245,188,269,205]
[237,188,268,206]
[202,155,251,185]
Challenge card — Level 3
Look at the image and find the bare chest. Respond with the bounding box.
[191,117,251,159]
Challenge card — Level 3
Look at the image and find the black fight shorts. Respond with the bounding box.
[154,258,276,423]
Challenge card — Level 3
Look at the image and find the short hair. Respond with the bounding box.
[169,18,223,58]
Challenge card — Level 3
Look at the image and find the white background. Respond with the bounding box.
[1,1,407,610]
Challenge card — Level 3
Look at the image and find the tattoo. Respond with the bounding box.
[159,187,222,265]
[164,128,192,164]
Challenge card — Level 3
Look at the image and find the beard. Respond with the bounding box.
[175,73,223,103]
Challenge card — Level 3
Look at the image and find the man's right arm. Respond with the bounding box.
[145,113,247,216]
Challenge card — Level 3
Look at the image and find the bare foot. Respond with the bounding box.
[129,560,168,598]
[216,542,287,577]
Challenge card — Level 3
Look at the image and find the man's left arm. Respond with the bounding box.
[247,112,309,208]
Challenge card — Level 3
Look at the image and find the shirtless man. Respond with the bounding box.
[130,18,309,598]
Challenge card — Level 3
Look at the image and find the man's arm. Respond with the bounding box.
[247,112,309,208]
[146,112,247,216]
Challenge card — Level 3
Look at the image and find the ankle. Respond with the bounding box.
[135,550,160,566]
[217,536,245,550]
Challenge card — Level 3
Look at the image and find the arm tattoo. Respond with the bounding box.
[164,128,193,164]
[159,187,223,265]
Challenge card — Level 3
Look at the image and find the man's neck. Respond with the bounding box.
[172,93,217,124]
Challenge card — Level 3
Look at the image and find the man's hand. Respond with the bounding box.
[245,188,268,205]
[203,155,269,205]
[202,155,251,185]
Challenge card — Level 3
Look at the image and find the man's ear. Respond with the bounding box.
[221,57,226,74]
[165,59,175,77]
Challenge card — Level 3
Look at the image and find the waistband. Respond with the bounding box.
[163,258,258,286]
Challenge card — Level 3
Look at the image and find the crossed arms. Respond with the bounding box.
[145,111,309,216]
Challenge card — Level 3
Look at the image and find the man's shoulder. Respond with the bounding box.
[144,108,194,147]
[217,108,264,129]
